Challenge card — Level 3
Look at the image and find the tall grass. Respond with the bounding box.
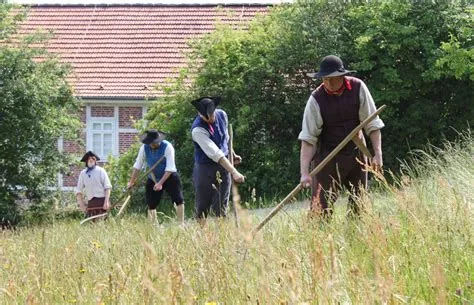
[1,135,473,304]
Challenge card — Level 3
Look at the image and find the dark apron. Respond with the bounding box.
[310,147,367,216]
[86,197,107,219]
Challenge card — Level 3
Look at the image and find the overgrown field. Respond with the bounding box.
[1,137,473,304]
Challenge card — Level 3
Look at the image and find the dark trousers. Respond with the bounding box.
[145,172,184,210]
[311,149,367,216]
[193,162,231,219]
[86,197,106,218]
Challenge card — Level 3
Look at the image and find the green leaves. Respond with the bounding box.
[137,0,473,204]
[0,6,82,225]
[435,37,474,80]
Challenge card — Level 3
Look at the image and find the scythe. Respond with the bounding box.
[228,123,240,228]
[252,105,386,234]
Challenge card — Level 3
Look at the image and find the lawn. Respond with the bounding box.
[1,138,473,304]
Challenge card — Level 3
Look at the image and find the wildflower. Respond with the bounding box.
[91,240,102,249]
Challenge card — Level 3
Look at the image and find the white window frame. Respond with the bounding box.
[87,117,117,161]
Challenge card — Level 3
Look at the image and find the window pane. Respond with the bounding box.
[103,134,113,157]
[103,123,113,131]
[92,134,102,154]
[92,123,102,131]
[90,120,115,158]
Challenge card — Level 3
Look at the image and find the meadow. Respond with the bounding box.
[1,136,473,304]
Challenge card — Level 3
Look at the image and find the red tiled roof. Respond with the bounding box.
[19,5,268,99]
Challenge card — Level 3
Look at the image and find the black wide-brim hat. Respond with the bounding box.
[307,55,355,78]
[140,129,166,145]
[190,96,221,118]
[80,151,100,162]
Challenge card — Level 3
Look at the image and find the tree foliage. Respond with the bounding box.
[127,1,473,204]
[342,1,473,171]
[0,4,82,225]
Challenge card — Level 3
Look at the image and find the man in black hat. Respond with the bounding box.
[127,129,185,224]
[190,96,245,225]
[299,55,385,217]
[75,151,112,219]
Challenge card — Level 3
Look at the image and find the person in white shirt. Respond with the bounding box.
[75,151,112,219]
[127,130,185,224]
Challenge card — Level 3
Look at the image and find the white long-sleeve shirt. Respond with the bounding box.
[75,166,112,201]
[132,144,177,172]
[298,80,385,146]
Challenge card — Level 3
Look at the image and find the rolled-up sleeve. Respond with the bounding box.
[359,81,385,135]
[133,145,146,170]
[298,95,323,146]
[192,127,225,163]
[164,144,177,172]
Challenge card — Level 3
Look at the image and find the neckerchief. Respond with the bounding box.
[323,77,352,95]
[208,123,215,136]
[86,165,95,177]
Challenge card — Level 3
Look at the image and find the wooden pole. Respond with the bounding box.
[228,123,240,228]
[116,195,132,217]
[352,135,372,159]
[252,105,386,234]
[79,212,108,225]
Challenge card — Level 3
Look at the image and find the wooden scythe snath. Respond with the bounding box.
[80,155,166,225]
[228,123,240,228]
[79,212,109,224]
[252,105,386,234]
[116,194,132,217]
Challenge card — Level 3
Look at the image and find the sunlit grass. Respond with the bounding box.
[1,135,473,304]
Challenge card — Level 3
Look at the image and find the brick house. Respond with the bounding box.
[19,4,267,189]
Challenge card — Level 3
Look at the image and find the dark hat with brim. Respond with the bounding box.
[190,96,221,118]
[140,129,166,145]
[307,55,355,78]
[81,151,100,162]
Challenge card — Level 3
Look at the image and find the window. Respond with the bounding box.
[87,119,116,160]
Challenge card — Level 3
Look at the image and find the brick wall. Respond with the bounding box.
[119,132,139,153]
[63,164,82,187]
[63,132,86,154]
[61,104,143,188]
[63,107,86,154]
[91,106,114,117]
[119,106,142,128]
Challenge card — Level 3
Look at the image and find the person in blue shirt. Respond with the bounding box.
[191,96,245,225]
[128,130,185,224]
